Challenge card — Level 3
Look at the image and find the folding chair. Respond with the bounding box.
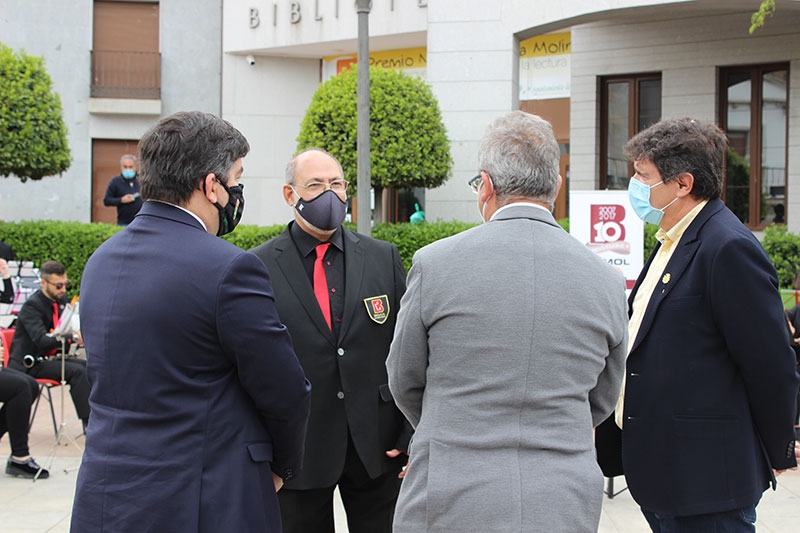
[1,327,60,438]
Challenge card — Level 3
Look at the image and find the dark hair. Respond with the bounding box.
[139,111,250,205]
[40,260,66,277]
[624,117,727,200]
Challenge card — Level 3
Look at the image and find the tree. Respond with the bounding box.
[297,65,452,219]
[0,43,71,182]
[750,0,776,34]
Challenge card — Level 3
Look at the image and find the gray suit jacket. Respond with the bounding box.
[387,204,628,532]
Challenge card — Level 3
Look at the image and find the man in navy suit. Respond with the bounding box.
[251,149,411,533]
[71,111,311,532]
[618,117,798,531]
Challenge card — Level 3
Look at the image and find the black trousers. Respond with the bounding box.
[16,357,90,420]
[278,436,402,533]
[0,368,39,456]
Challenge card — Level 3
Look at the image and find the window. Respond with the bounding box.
[720,64,788,227]
[599,74,661,190]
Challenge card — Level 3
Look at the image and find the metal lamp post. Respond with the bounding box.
[355,0,371,236]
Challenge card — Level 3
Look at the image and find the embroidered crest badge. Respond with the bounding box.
[364,295,390,324]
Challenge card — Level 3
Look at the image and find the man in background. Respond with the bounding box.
[386,111,628,532]
[251,148,411,533]
[72,111,311,532]
[618,117,798,530]
[103,154,143,226]
[7,260,90,432]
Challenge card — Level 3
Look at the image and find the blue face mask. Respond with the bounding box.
[121,169,136,179]
[627,177,677,226]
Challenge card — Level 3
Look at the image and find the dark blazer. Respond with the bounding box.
[71,202,311,533]
[251,224,411,489]
[622,198,799,516]
[8,289,69,366]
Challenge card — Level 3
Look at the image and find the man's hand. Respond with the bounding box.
[0,258,9,279]
[272,472,284,492]
[121,194,135,204]
[386,448,409,479]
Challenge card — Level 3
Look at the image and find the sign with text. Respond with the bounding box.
[569,190,643,291]
[519,32,571,100]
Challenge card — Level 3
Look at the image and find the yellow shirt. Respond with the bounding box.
[614,200,708,428]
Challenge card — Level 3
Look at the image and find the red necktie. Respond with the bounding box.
[314,243,332,330]
[52,302,59,330]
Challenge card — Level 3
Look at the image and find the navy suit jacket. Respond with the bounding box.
[71,201,311,532]
[251,224,411,489]
[622,198,799,516]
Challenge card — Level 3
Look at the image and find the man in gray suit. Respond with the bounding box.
[387,110,628,532]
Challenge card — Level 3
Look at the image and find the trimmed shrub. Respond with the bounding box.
[0,220,120,296]
[0,43,71,181]
[762,224,800,289]
[297,65,452,193]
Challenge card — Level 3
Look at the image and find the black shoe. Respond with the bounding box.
[6,457,49,479]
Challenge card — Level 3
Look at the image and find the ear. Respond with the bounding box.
[478,172,494,203]
[674,172,695,197]
[203,173,218,204]
[555,175,563,198]
[283,184,296,206]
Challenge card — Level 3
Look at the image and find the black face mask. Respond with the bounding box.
[294,189,347,231]
[214,179,244,236]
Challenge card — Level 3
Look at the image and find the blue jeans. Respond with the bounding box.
[642,505,756,532]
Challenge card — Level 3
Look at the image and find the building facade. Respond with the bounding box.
[2,0,799,235]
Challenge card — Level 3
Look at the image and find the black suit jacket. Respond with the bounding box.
[8,289,68,368]
[622,198,798,516]
[252,224,411,489]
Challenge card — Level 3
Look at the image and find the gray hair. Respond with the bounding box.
[120,154,137,166]
[477,111,560,206]
[284,148,344,184]
[139,111,249,205]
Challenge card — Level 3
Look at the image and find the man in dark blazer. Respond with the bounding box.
[251,148,411,533]
[71,112,311,533]
[618,117,799,530]
[7,260,90,430]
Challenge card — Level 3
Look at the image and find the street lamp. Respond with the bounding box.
[355,0,372,235]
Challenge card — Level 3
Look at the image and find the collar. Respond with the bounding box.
[490,201,551,221]
[289,221,344,257]
[147,200,207,231]
[657,199,708,245]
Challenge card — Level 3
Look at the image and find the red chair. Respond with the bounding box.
[1,327,60,438]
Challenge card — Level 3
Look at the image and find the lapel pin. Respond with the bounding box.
[662,273,671,284]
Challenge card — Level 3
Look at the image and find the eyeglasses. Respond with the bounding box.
[45,279,71,290]
[292,180,348,195]
[468,174,483,194]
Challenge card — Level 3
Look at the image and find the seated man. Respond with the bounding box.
[0,367,49,479]
[6,261,90,431]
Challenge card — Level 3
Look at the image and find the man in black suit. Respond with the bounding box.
[7,260,90,431]
[251,148,411,533]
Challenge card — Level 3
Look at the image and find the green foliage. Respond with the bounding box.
[296,65,452,193]
[372,220,477,273]
[0,43,71,181]
[750,0,776,34]
[644,223,659,259]
[762,224,800,288]
[0,220,120,296]
[221,224,286,251]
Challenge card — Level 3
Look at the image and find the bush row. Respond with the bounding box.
[1,219,796,295]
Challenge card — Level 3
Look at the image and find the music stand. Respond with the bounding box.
[37,302,84,479]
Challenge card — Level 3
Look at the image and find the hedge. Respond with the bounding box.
[1,219,794,294]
